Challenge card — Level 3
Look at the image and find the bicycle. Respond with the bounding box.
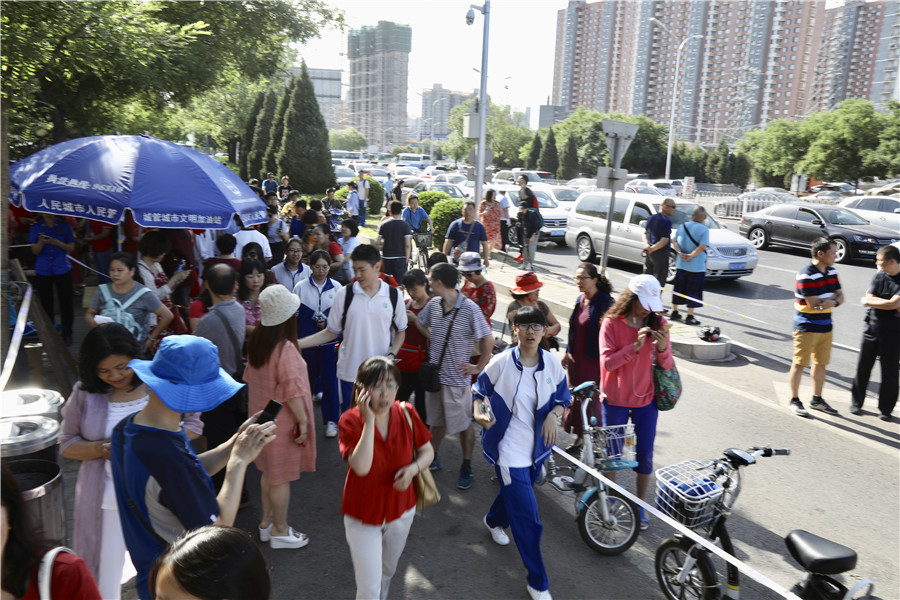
[537,381,641,555]
[409,229,432,272]
[654,446,880,600]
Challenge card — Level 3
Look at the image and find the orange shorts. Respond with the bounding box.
[792,331,833,367]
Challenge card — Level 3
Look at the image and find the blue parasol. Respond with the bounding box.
[9,134,267,229]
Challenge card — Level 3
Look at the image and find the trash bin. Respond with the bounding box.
[0,416,60,463]
[2,388,64,421]
[7,459,66,544]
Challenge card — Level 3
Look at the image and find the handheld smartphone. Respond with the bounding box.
[257,399,282,424]
[645,312,661,334]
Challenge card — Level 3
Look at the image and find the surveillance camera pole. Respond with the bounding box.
[598,119,639,274]
[469,1,490,215]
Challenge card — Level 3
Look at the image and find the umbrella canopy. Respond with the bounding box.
[9,135,267,229]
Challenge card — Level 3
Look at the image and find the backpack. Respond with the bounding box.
[98,284,151,339]
[530,208,545,231]
[342,282,399,332]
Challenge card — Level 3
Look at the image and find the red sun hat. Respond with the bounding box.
[511,271,544,294]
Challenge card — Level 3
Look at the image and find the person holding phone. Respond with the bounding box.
[599,274,673,531]
[243,285,315,550]
[339,356,433,600]
[29,213,77,345]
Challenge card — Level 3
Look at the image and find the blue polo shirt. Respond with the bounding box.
[445,219,487,253]
[402,206,429,231]
[644,213,672,249]
[28,220,75,275]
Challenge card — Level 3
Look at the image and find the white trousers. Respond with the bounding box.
[344,506,416,600]
[98,507,135,600]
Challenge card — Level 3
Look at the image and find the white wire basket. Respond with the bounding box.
[655,460,724,528]
[591,423,638,471]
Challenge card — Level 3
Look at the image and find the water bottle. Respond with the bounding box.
[622,435,636,462]
[589,416,598,426]
[481,399,493,423]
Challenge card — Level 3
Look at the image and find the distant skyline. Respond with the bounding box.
[298,0,565,130]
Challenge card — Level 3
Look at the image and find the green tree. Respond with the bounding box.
[526,132,542,170]
[731,153,752,189]
[247,89,278,181]
[707,139,730,184]
[558,134,579,180]
[551,107,604,174]
[264,78,293,177]
[431,199,465,242]
[1,0,342,149]
[276,63,333,193]
[490,105,532,168]
[538,128,559,175]
[240,91,266,180]
[871,100,900,177]
[796,99,883,185]
[737,119,811,185]
[609,113,667,177]
[417,191,451,214]
[330,127,367,151]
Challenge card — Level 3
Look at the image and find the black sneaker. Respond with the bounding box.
[669,310,683,321]
[685,315,701,326]
[848,405,862,416]
[879,414,892,422]
[789,399,809,417]
[809,397,838,415]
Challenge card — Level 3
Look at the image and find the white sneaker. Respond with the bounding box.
[526,585,552,600]
[269,527,309,549]
[484,515,510,546]
[325,421,338,438]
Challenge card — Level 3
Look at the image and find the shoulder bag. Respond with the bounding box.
[451,222,476,263]
[420,306,458,392]
[400,402,440,511]
[653,359,682,411]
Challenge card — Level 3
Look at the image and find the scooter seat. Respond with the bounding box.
[785,529,857,575]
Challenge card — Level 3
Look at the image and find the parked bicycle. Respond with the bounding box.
[654,446,880,600]
[538,381,641,555]
[409,228,432,272]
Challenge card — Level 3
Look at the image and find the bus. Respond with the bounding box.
[331,150,364,164]
[396,153,432,169]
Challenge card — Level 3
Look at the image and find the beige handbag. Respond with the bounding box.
[400,403,441,511]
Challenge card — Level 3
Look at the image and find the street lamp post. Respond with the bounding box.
[430,97,445,164]
[467,0,490,213]
[650,18,702,181]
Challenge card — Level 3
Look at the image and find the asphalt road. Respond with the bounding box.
[235,292,899,600]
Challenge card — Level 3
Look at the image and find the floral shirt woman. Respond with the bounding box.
[479,191,503,251]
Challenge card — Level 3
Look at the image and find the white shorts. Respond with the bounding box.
[425,385,473,435]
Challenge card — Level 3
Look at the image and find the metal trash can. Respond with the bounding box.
[7,459,66,544]
[0,416,60,463]
[2,388,64,422]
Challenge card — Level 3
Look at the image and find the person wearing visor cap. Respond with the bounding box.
[110,335,276,600]
[599,274,673,531]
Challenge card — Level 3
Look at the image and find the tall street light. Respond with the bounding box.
[650,18,702,181]
[467,0,490,213]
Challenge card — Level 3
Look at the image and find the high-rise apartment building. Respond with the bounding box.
[871,0,900,108]
[305,68,343,131]
[553,0,895,148]
[347,21,411,147]
[420,84,475,140]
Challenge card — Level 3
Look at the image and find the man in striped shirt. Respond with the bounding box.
[414,263,494,489]
[788,237,844,417]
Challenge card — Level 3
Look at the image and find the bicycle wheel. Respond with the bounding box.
[655,537,717,600]
[576,488,640,555]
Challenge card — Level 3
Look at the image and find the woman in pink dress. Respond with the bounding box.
[238,258,268,336]
[243,285,316,550]
[479,188,502,254]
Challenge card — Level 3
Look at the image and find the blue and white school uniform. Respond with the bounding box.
[295,276,339,424]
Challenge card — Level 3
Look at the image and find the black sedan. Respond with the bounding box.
[739,203,899,263]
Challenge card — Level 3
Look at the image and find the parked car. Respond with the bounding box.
[565,192,758,281]
[805,182,861,196]
[504,186,569,246]
[670,180,684,196]
[335,166,356,186]
[713,190,797,218]
[566,178,597,191]
[739,203,900,263]
[411,181,470,200]
[839,196,900,232]
[804,190,846,204]
[869,181,900,196]
[756,186,792,194]
[529,183,581,212]
[626,179,679,196]
[512,169,555,183]
[433,173,468,185]
[391,166,420,177]
[623,184,668,197]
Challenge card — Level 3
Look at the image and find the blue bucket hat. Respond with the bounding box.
[128,336,244,413]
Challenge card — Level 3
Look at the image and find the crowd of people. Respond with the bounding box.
[5,170,898,600]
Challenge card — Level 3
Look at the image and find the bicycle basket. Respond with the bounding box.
[592,424,638,471]
[655,460,724,528]
[413,232,433,248]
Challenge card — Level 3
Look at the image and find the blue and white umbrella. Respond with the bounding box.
[10,134,266,229]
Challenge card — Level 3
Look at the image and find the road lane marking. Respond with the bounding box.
[757,263,800,274]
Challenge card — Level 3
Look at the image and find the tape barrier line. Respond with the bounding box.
[66,254,110,279]
[550,446,800,600]
[1,284,33,391]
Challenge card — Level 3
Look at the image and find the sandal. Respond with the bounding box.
[270,527,309,549]
[639,507,650,531]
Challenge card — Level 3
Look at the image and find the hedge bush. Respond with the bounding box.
[430,198,464,245]
[332,176,383,215]
[416,191,451,215]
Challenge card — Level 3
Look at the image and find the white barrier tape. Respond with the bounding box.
[1,284,33,391]
[550,446,800,600]
[66,254,110,279]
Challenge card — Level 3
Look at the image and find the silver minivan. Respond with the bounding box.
[564,191,758,281]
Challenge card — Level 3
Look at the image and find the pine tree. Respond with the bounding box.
[277,63,334,193]
[558,134,579,180]
[264,78,293,178]
[539,128,559,175]
[527,132,542,170]
[247,88,278,181]
[239,90,265,180]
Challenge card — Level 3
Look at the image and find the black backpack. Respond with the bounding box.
[341,282,399,332]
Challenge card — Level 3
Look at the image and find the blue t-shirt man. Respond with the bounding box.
[402,205,430,231]
[445,219,487,254]
[674,221,709,272]
[28,219,75,275]
[111,415,219,600]
[644,212,672,249]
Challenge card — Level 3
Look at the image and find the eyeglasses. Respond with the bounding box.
[312,264,330,271]
[516,323,545,332]
[461,271,474,277]
[369,383,399,394]
[574,275,593,281]
[287,248,303,254]
[663,203,676,209]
